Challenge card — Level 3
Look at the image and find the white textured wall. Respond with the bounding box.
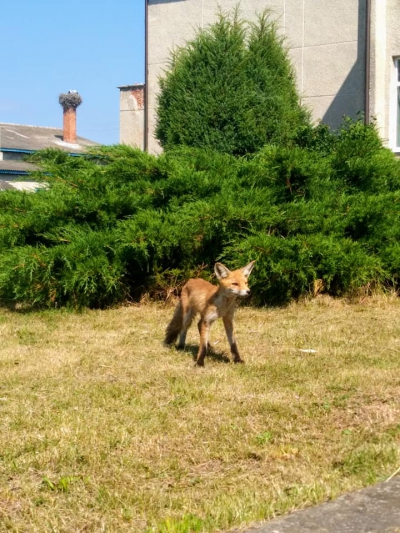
[147,0,370,154]
[387,0,400,150]
[368,0,400,149]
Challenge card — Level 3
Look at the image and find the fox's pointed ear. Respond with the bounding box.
[214,262,230,279]
[241,260,255,278]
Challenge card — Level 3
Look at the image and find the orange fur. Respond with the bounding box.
[164,261,255,366]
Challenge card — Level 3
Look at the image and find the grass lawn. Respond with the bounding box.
[0,295,399,532]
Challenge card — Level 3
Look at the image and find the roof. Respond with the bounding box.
[0,180,16,191]
[0,123,98,153]
[0,180,46,192]
[0,160,39,174]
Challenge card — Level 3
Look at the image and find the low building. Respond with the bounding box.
[0,92,98,190]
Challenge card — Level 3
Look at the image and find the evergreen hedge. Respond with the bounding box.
[0,119,399,308]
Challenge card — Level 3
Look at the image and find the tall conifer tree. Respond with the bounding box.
[156,9,311,155]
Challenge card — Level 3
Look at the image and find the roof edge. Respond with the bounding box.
[117,83,145,89]
[0,122,59,130]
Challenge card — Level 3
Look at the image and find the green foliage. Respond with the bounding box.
[0,228,125,308]
[332,118,400,192]
[227,233,384,305]
[0,117,399,308]
[156,9,311,155]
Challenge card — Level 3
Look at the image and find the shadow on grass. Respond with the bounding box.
[177,343,231,364]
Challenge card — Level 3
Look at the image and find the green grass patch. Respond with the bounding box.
[0,296,399,532]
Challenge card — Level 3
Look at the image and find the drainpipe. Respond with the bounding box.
[144,0,149,151]
[365,0,371,124]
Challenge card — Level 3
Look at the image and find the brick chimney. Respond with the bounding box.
[63,106,77,144]
[58,91,82,144]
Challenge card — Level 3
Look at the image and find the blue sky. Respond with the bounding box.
[0,0,145,145]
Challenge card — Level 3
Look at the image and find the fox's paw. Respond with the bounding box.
[233,358,245,364]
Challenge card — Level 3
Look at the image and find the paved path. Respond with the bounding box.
[240,476,400,533]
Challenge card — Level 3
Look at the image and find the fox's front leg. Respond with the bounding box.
[195,318,210,367]
[223,315,243,363]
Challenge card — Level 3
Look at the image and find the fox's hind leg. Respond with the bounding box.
[177,307,195,350]
[195,318,211,366]
[197,320,211,352]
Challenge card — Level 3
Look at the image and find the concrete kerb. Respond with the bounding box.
[236,476,400,533]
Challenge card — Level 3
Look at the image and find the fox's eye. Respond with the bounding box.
[232,282,239,286]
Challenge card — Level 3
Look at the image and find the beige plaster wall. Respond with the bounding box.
[147,0,367,154]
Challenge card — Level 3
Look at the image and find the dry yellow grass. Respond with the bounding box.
[0,295,399,532]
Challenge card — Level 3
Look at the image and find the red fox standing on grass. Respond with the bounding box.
[164,261,255,366]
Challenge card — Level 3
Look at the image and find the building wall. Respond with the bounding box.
[119,84,145,149]
[147,0,367,154]
[369,0,400,150]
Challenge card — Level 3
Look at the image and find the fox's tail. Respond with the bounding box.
[164,300,183,345]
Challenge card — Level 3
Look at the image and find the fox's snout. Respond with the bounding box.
[233,288,250,297]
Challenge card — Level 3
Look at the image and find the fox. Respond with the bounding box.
[164,261,255,366]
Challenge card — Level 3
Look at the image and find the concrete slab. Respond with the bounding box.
[240,476,400,533]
